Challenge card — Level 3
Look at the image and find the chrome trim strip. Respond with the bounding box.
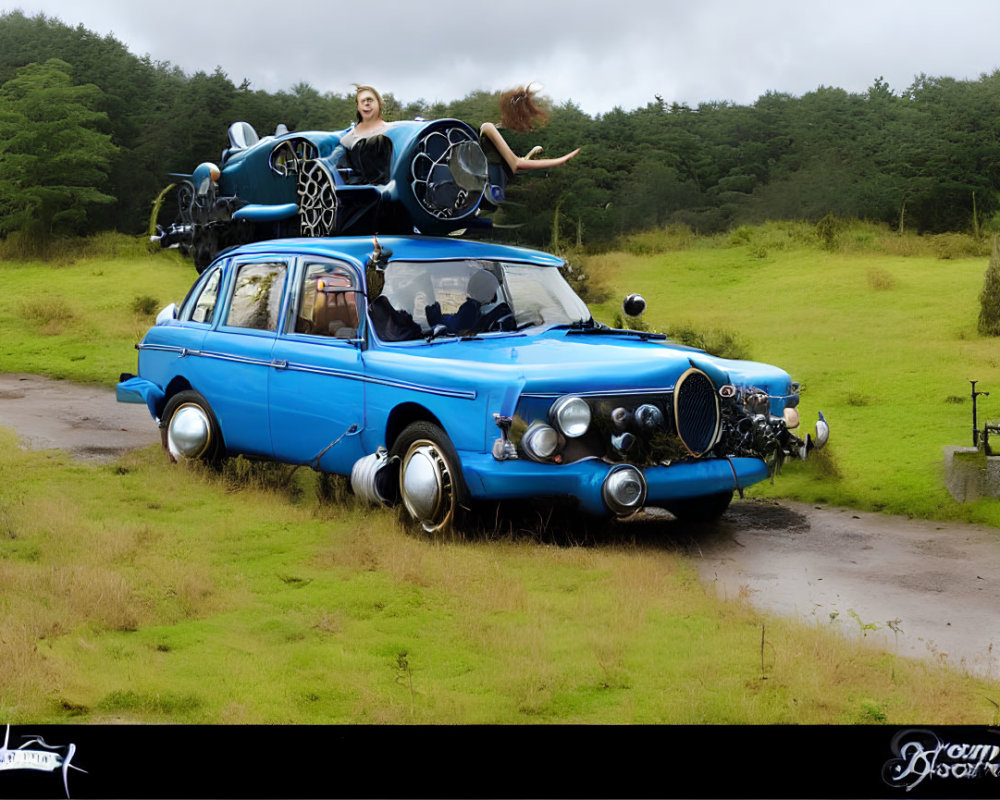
[137,343,186,354]
[286,362,476,399]
[520,387,677,400]
[203,351,273,367]
[136,344,475,400]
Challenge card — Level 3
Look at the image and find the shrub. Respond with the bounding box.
[931,233,989,260]
[815,213,843,250]
[18,297,74,325]
[131,295,159,315]
[619,224,695,256]
[978,236,1000,336]
[666,325,752,361]
[866,268,895,291]
[561,255,609,304]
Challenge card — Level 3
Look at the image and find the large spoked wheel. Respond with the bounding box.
[392,422,467,535]
[297,159,339,237]
[161,390,223,464]
[664,491,733,524]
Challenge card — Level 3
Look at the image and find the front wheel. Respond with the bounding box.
[161,390,223,464]
[391,422,467,534]
[664,491,733,523]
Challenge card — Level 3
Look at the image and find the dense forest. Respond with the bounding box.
[2,9,1000,250]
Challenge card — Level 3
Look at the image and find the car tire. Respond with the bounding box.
[664,491,733,523]
[392,421,467,535]
[161,390,223,464]
[298,159,339,237]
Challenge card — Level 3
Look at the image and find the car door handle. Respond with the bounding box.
[272,360,289,370]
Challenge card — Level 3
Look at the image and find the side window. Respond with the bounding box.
[189,267,222,324]
[295,262,360,338]
[226,262,288,331]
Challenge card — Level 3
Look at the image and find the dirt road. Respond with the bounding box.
[2,372,998,678]
[0,373,158,459]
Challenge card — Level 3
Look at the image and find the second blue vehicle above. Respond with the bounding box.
[119,235,828,532]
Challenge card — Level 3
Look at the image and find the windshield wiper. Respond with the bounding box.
[425,324,456,343]
[563,321,666,341]
[424,324,485,343]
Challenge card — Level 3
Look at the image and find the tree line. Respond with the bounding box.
[2,10,1000,250]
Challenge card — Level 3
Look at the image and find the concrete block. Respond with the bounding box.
[943,445,1000,502]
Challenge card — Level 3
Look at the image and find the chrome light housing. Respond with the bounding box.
[602,465,647,516]
[550,395,591,438]
[634,403,665,431]
[522,421,561,461]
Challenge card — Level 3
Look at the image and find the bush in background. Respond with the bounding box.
[978,236,1000,335]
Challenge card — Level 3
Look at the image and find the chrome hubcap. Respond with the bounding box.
[167,404,211,460]
[401,440,454,532]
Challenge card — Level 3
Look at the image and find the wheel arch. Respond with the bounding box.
[384,402,446,451]
[158,379,227,456]
[158,376,193,418]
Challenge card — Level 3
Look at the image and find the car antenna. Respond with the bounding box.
[366,234,392,270]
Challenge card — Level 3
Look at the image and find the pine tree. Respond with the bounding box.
[0,58,117,245]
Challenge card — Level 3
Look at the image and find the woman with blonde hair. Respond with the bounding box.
[336,84,392,184]
[340,84,389,148]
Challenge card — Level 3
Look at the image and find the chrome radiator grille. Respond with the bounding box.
[673,368,721,457]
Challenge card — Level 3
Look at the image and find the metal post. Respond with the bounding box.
[972,380,990,447]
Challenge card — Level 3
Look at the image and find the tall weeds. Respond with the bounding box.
[978,235,1000,336]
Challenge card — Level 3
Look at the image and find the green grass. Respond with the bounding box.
[0,242,194,382]
[0,432,995,724]
[2,227,1000,723]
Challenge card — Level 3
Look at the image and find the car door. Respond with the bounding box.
[199,257,290,457]
[268,258,367,473]
[140,262,224,388]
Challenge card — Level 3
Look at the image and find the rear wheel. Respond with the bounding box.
[392,422,467,534]
[161,390,223,464]
[664,491,733,523]
[298,159,339,236]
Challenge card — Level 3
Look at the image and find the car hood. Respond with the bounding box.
[368,328,793,406]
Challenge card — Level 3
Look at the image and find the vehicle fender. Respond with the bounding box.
[232,203,299,222]
[116,375,165,420]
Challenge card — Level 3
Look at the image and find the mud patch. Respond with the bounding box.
[720,498,810,532]
[0,373,159,462]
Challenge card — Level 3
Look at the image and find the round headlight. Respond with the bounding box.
[611,407,631,431]
[634,403,664,431]
[611,431,636,453]
[550,396,591,438]
[602,465,647,516]
[522,422,561,461]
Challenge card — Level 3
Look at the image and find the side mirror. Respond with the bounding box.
[623,293,646,318]
[155,303,178,325]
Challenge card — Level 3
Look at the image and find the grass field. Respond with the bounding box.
[1,226,1000,724]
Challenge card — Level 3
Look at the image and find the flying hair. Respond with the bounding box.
[499,83,549,133]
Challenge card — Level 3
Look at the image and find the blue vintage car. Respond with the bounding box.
[118,235,827,532]
[156,119,502,271]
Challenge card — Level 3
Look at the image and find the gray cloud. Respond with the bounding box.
[5,0,1000,114]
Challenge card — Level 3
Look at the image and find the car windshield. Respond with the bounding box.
[371,259,591,341]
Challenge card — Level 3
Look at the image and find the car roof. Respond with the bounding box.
[216,235,566,269]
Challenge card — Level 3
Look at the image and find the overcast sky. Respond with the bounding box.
[5,0,1000,115]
